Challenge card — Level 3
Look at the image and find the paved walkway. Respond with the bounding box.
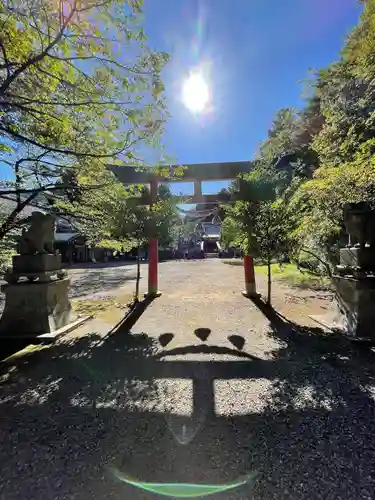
[1,260,375,499]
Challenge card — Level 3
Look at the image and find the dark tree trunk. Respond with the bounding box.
[267,252,272,305]
[135,242,141,302]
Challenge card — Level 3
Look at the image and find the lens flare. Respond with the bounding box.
[112,469,258,498]
[182,72,209,113]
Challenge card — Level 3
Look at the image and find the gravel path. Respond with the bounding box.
[67,261,139,300]
[1,260,375,499]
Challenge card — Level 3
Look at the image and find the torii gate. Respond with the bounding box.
[109,161,258,299]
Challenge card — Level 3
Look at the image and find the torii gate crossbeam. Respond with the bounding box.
[109,161,258,299]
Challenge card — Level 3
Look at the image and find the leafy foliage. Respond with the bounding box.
[230,1,375,277]
[221,169,292,302]
[103,183,180,249]
[0,204,17,272]
[256,104,322,181]
[0,0,169,245]
[312,63,375,167]
[343,0,375,80]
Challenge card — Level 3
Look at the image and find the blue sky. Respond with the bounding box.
[143,0,363,197]
[0,1,363,201]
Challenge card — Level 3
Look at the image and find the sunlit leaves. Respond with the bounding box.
[250,1,375,271]
[0,0,169,162]
[222,169,289,260]
[344,0,375,79]
[0,0,170,246]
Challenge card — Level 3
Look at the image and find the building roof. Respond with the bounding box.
[0,196,78,230]
[54,232,81,243]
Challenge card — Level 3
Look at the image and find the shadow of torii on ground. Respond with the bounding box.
[1,297,375,499]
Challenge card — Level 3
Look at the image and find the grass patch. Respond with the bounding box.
[255,263,331,290]
[72,297,120,316]
[71,290,133,323]
[72,295,131,317]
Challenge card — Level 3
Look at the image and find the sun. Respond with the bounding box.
[182,72,209,113]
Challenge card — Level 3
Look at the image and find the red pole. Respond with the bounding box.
[242,255,258,298]
[147,178,160,297]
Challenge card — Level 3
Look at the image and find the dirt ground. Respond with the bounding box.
[2,260,374,500]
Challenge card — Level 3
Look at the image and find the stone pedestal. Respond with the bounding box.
[7,254,65,283]
[332,274,375,339]
[0,278,77,338]
[311,205,375,340]
[13,253,62,273]
[310,245,375,340]
[338,247,373,270]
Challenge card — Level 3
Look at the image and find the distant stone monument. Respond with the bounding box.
[330,202,375,339]
[0,211,77,339]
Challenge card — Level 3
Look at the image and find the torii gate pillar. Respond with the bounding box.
[242,255,258,298]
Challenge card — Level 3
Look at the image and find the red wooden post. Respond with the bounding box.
[147,178,161,297]
[242,255,258,298]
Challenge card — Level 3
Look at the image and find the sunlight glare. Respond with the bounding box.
[182,72,209,113]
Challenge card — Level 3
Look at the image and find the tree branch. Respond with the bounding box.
[46,53,154,76]
[1,96,132,107]
[0,124,131,158]
[61,59,110,98]
[66,34,118,42]
[300,246,333,278]
[0,190,41,240]
[0,13,12,33]
[0,0,77,95]
[76,0,114,13]
[0,184,60,197]
[2,100,64,123]
[0,180,115,197]
[0,39,11,77]
[16,158,69,174]
[35,66,82,91]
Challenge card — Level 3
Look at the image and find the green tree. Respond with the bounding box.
[222,170,292,304]
[55,171,138,247]
[258,108,300,162]
[312,62,375,168]
[286,0,375,271]
[0,200,19,272]
[115,203,152,302]
[154,184,181,249]
[290,139,375,274]
[311,1,375,169]
[343,0,375,79]
[249,0,375,278]
[110,195,177,300]
[257,104,322,182]
[0,0,169,240]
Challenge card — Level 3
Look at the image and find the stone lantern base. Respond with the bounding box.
[311,245,375,341]
[0,253,89,340]
[0,278,77,339]
[331,274,375,339]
